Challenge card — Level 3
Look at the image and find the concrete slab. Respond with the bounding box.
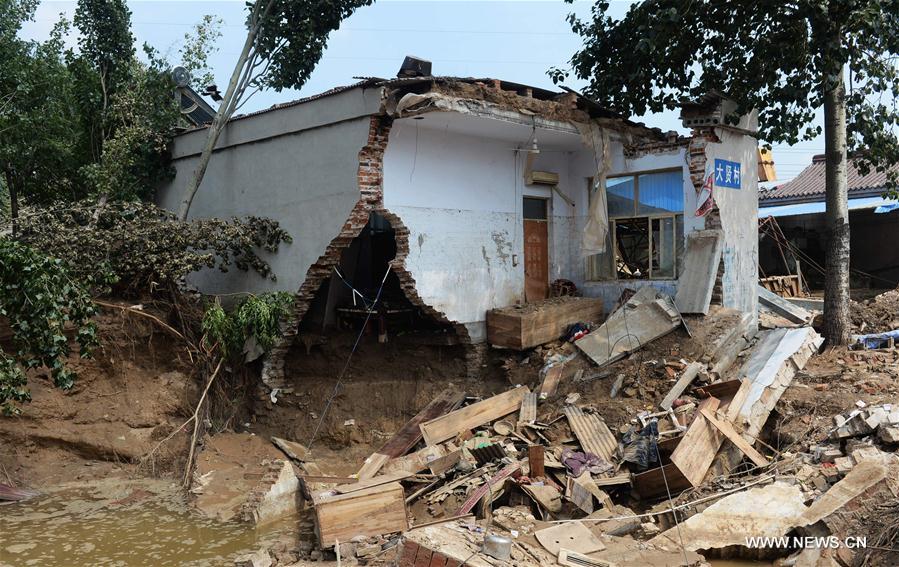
[758,285,813,324]
[675,229,724,315]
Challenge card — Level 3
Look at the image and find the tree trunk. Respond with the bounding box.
[176,28,257,221]
[3,170,18,239]
[822,69,851,345]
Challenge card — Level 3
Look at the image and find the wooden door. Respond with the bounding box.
[523,197,549,302]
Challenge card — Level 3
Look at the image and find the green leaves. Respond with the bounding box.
[11,199,292,295]
[559,0,899,174]
[0,239,98,414]
[201,292,293,361]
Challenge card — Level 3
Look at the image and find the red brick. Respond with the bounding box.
[414,545,433,567]
[397,540,419,567]
[429,552,448,567]
[444,558,462,567]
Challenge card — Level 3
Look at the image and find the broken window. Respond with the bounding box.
[586,170,684,281]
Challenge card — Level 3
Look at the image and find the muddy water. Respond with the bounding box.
[0,478,296,566]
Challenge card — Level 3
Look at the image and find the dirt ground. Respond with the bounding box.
[0,304,200,488]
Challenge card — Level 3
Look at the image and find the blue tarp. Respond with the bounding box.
[874,202,899,214]
[852,329,899,349]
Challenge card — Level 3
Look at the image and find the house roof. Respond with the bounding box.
[759,154,899,205]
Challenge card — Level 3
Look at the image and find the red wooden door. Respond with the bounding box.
[524,219,549,302]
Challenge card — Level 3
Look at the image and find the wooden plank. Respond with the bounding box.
[674,229,723,315]
[575,292,681,368]
[380,445,446,475]
[631,463,691,500]
[356,453,391,480]
[528,445,545,478]
[563,406,617,462]
[694,379,742,400]
[487,298,604,350]
[670,397,724,487]
[659,361,704,410]
[356,388,465,479]
[420,387,529,446]
[335,470,413,494]
[271,437,309,462]
[518,392,537,425]
[698,407,768,468]
[314,482,408,547]
[539,364,565,396]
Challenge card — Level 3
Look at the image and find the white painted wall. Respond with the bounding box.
[704,122,760,319]
[382,116,592,341]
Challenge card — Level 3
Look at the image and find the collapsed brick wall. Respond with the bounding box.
[689,128,726,305]
[261,115,469,390]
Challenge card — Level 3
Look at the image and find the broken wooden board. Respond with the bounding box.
[727,327,822,433]
[659,361,704,410]
[420,386,529,446]
[698,407,768,468]
[670,397,725,487]
[335,470,413,494]
[563,406,617,462]
[539,364,565,396]
[356,388,465,479]
[380,445,446,475]
[535,522,605,555]
[758,285,812,325]
[674,229,723,315]
[575,290,681,368]
[631,463,692,500]
[456,463,521,514]
[313,482,408,547]
[518,391,538,425]
[271,437,308,462]
[487,297,604,350]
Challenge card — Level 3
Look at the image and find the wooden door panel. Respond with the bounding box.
[524,219,548,302]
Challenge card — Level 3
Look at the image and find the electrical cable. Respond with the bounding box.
[306,261,393,451]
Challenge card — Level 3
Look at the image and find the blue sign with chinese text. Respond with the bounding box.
[714,159,741,189]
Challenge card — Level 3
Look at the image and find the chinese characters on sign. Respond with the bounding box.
[714,159,741,189]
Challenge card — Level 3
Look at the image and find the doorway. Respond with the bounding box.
[523,197,549,302]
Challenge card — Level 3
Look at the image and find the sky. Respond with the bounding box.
[20,0,825,184]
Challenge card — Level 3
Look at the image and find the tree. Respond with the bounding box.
[553,0,899,345]
[0,3,82,230]
[176,0,373,221]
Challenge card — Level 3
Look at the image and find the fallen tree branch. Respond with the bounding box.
[139,359,222,474]
[182,359,223,487]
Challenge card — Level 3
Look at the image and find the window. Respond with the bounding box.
[586,170,685,280]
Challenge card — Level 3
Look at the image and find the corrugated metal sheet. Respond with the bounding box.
[759,155,898,205]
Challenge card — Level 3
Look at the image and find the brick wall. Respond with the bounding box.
[262,115,468,390]
[396,538,464,567]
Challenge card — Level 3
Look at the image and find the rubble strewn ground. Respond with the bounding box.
[4,290,899,566]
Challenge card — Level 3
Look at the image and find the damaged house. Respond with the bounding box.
[156,60,760,386]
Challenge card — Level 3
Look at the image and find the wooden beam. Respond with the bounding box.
[313,482,408,547]
[487,298,604,350]
[539,364,565,396]
[356,388,465,479]
[420,387,529,446]
[670,397,724,487]
[659,361,704,410]
[699,407,768,468]
[335,470,413,494]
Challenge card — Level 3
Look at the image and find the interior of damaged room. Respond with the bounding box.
[3,1,899,567]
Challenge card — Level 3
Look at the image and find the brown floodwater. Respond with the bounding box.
[0,478,296,566]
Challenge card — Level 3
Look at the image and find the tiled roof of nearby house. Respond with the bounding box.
[759,154,899,205]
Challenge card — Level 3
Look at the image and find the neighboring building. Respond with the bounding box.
[758,155,899,289]
[157,60,760,385]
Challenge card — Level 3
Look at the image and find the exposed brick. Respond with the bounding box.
[397,540,420,567]
[429,552,448,567]
[262,115,470,390]
[444,558,462,567]
[414,545,433,567]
